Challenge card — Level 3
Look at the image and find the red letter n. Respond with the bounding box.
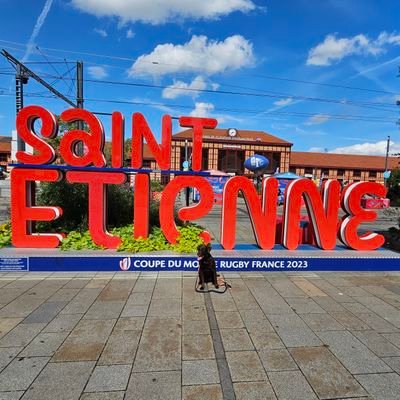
[282,179,341,250]
[221,177,278,250]
[131,113,171,170]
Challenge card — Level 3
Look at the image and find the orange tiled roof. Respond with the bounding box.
[173,128,292,146]
[142,144,155,159]
[0,136,11,153]
[290,151,399,171]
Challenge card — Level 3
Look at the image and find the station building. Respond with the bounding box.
[1,129,398,185]
[289,151,398,184]
[142,128,398,185]
[0,136,11,169]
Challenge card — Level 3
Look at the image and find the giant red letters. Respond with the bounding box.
[178,117,217,171]
[59,109,106,167]
[11,106,389,252]
[67,171,126,249]
[340,182,387,250]
[282,179,341,250]
[16,105,58,164]
[159,176,214,244]
[131,113,171,170]
[221,177,278,250]
[11,168,63,248]
[133,173,150,239]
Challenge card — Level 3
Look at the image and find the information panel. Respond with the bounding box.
[0,258,28,272]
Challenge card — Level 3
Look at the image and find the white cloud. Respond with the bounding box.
[273,98,293,106]
[330,140,400,156]
[162,76,206,99]
[71,0,256,25]
[307,31,400,66]
[308,147,325,153]
[94,28,108,37]
[129,35,254,77]
[87,66,108,79]
[126,29,135,39]
[190,102,215,117]
[211,82,220,91]
[304,114,330,125]
[188,102,243,124]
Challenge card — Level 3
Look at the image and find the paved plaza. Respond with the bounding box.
[0,271,400,399]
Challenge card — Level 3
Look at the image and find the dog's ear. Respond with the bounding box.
[206,243,212,252]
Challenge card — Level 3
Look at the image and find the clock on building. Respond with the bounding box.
[227,128,238,137]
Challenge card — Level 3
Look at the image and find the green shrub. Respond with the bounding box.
[36,180,161,232]
[171,225,205,253]
[150,180,164,192]
[0,222,11,248]
[60,230,103,251]
[107,184,134,227]
[59,224,206,253]
[37,180,88,232]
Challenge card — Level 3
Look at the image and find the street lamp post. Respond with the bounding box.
[384,135,390,187]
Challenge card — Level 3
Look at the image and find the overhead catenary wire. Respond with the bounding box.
[0,43,399,129]
[35,45,71,94]
[0,70,397,115]
[0,38,399,97]
[0,43,398,116]
[0,91,397,124]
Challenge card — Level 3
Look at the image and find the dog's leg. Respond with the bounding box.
[212,264,219,289]
[198,270,205,290]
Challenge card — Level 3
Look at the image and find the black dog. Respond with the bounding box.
[197,243,219,290]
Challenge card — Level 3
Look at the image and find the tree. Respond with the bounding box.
[387,168,400,207]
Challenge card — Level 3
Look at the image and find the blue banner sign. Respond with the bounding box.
[25,254,400,272]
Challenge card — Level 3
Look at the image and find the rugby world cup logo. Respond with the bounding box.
[119,257,131,271]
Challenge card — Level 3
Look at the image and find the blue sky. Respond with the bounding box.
[0,0,399,155]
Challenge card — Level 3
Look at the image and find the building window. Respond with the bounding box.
[218,149,245,174]
[142,160,152,168]
[289,167,296,173]
[202,148,209,170]
[304,167,313,175]
[353,170,361,177]
[321,169,329,176]
[369,171,377,178]
[0,154,7,162]
[258,152,281,173]
[161,175,170,186]
[337,169,345,176]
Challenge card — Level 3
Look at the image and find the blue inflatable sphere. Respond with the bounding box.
[244,154,270,171]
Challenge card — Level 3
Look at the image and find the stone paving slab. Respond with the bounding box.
[290,346,367,399]
[84,365,131,392]
[126,371,181,400]
[316,330,393,374]
[268,370,318,400]
[233,381,277,400]
[182,384,223,400]
[20,361,95,400]
[0,271,400,399]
